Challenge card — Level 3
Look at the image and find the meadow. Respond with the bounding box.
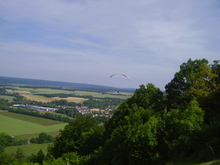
[0,112,67,136]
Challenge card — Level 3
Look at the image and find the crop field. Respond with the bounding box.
[0,95,15,102]
[0,112,67,136]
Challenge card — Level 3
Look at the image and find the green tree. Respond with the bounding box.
[48,115,105,158]
[165,58,209,109]
[99,84,164,164]
[158,98,204,161]
[0,152,16,165]
[38,132,48,144]
[36,150,44,164]
[15,148,26,160]
[126,83,164,112]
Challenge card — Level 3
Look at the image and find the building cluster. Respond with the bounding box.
[59,105,110,116]
[13,104,58,111]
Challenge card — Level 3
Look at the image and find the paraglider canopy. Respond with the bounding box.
[110,73,131,81]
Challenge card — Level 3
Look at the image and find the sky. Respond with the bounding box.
[0,0,220,90]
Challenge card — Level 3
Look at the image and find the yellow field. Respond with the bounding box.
[90,108,100,111]
[21,94,88,103]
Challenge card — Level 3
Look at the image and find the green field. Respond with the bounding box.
[0,112,64,126]
[0,95,15,102]
[0,112,67,136]
[4,143,51,156]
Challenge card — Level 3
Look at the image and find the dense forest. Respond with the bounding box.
[0,58,220,164]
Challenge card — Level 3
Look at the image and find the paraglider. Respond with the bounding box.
[110,73,130,94]
[110,73,131,81]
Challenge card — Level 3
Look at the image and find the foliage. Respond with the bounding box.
[56,107,81,118]
[30,132,55,144]
[0,98,9,110]
[82,98,123,109]
[165,58,209,109]
[165,59,220,123]
[48,115,105,158]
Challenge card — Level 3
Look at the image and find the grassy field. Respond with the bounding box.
[0,111,64,126]
[21,94,88,103]
[0,112,67,136]
[0,95,15,102]
[4,143,51,156]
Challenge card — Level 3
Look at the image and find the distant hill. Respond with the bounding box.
[0,76,135,92]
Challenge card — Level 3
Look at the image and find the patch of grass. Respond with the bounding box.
[4,143,51,156]
[0,95,15,102]
[0,112,64,126]
[0,114,66,136]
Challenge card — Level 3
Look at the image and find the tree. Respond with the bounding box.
[126,83,164,112]
[48,115,105,158]
[165,58,209,109]
[0,152,16,165]
[157,98,204,161]
[36,150,44,164]
[38,132,48,144]
[15,148,26,160]
[98,84,165,165]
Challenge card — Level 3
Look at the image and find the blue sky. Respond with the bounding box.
[0,0,219,90]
